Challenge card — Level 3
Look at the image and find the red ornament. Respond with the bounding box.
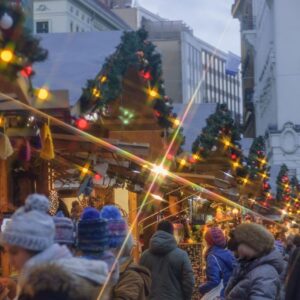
[284,195,290,201]
[263,182,270,190]
[231,153,238,161]
[154,110,161,118]
[76,118,88,130]
[139,70,152,80]
[94,174,102,181]
[21,66,33,78]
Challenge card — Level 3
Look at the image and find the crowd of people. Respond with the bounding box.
[0,193,299,300]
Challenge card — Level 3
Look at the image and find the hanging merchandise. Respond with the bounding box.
[18,139,31,162]
[30,128,42,150]
[78,175,93,197]
[40,123,55,160]
[0,132,13,160]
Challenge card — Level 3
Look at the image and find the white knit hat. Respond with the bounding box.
[0,194,55,251]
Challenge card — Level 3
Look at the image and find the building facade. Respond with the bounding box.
[233,0,300,177]
[33,0,130,34]
[144,19,241,120]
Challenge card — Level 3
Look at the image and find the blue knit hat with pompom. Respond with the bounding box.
[0,194,55,251]
[99,205,127,249]
[78,207,109,254]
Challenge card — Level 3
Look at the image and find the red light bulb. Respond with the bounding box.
[77,118,88,130]
[21,66,33,78]
[94,174,102,181]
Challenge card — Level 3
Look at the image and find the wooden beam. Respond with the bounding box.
[128,191,139,262]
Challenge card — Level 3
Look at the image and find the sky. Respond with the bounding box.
[137,0,241,55]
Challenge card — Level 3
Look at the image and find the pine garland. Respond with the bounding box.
[79,28,174,129]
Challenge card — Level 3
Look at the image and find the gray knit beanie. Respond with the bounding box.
[0,194,55,251]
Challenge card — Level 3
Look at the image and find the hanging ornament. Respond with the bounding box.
[139,70,152,81]
[30,128,42,150]
[20,65,34,78]
[18,139,31,162]
[76,118,88,130]
[101,105,112,117]
[231,153,238,161]
[211,145,217,152]
[0,132,14,160]
[0,13,14,30]
[40,123,55,160]
[48,190,59,216]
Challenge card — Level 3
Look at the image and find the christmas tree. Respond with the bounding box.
[0,1,47,80]
[276,164,291,207]
[288,176,300,215]
[246,136,272,204]
[191,103,241,158]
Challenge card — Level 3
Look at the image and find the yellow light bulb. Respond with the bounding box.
[243,178,248,184]
[82,167,89,174]
[100,76,107,83]
[233,161,240,168]
[0,49,13,63]
[37,88,49,100]
[173,118,181,126]
[149,89,158,98]
[193,154,200,161]
[180,159,187,166]
[92,88,101,97]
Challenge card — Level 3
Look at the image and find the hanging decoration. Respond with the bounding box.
[79,28,174,129]
[0,132,14,160]
[0,1,47,80]
[40,123,55,160]
[48,189,59,216]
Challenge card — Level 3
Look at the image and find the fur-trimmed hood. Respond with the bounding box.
[234,223,274,256]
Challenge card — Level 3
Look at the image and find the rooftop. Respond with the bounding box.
[33,31,123,106]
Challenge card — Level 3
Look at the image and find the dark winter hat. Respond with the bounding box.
[99,205,127,249]
[234,223,274,256]
[78,207,109,254]
[205,227,226,248]
[157,220,174,235]
[53,212,75,246]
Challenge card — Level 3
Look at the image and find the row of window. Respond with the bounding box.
[69,5,91,25]
[36,20,87,33]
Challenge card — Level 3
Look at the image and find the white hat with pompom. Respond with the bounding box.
[0,194,55,251]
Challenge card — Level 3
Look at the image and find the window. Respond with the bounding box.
[36,21,49,33]
[70,6,74,12]
[70,22,73,32]
[76,25,79,32]
[76,10,79,16]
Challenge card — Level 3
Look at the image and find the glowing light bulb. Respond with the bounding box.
[149,89,158,98]
[82,167,89,174]
[37,88,49,100]
[173,118,181,127]
[100,76,107,83]
[152,164,168,177]
[180,159,187,166]
[92,88,101,98]
[0,49,13,63]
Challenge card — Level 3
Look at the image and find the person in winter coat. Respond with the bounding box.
[18,261,109,300]
[112,234,151,300]
[78,207,119,284]
[225,223,284,300]
[199,227,236,299]
[0,194,73,280]
[285,247,300,300]
[140,220,195,300]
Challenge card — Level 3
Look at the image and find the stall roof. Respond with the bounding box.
[32,31,123,106]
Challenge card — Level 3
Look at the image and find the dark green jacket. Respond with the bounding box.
[140,231,195,300]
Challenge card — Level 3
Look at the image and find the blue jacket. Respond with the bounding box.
[199,246,236,297]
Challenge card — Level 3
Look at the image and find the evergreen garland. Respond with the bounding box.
[0,1,48,80]
[191,103,241,157]
[79,28,174,129]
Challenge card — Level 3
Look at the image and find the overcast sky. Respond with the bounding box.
[137,0,241,54]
